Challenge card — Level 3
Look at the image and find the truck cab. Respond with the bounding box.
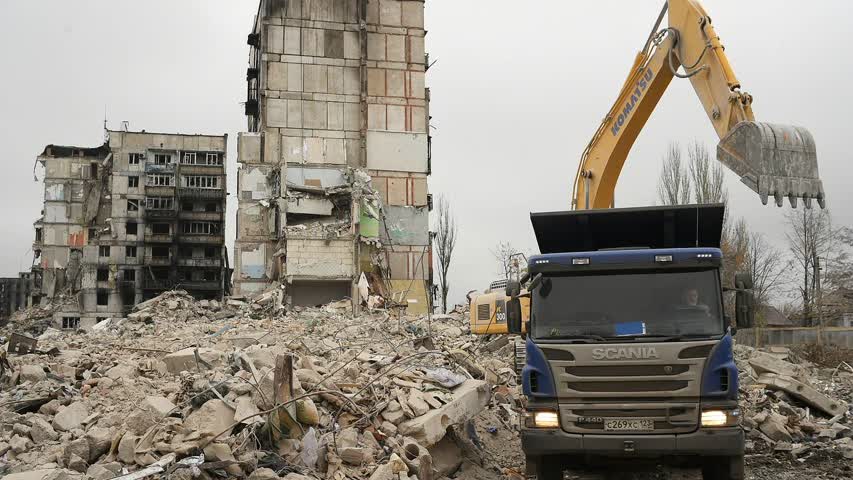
[507,205,753,480]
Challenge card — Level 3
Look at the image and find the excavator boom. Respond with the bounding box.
[574,0,825,209]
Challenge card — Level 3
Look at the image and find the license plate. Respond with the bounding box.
[604,419,654,431]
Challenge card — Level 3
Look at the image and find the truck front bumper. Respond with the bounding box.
[522,427,743,458]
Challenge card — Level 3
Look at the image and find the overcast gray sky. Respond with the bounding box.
[1,1,850,307]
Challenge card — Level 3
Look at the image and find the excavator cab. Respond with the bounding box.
[718,122,824,208]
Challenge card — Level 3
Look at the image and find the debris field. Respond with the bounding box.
[1,289,851,480]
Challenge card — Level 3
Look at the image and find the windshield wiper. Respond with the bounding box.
[542,334,608,343]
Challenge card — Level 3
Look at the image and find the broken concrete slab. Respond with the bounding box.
[183,399,236,438]
[28,417,59,444]
[759,412,793,442]
[757,373,848,417]
[398,380,490,447]
[52,402,89,432]
[162,347,223,374]
[143,395,176,417]
[19,365,47,383]
[749,351,803,378]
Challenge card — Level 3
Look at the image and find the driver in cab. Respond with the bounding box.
[680,286,710,314]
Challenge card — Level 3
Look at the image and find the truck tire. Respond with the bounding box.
[702,455,744,480]
[528,456,564,480]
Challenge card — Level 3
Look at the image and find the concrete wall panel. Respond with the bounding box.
[366,131,428,172]
[382,206,429,245]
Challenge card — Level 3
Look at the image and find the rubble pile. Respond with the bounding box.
[0,289,521,480]
[735,344,853,465]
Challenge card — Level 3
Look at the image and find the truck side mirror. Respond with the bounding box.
[507,298,522,334]
[735,290,755,329]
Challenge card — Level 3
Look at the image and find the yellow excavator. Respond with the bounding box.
[470,0,824,336]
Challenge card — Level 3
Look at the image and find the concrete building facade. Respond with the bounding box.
[233,0,433,313]
[0,274,33,325]
[31,130,229,328]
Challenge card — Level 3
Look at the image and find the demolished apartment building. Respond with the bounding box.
[30,130,229,328]
[234,0,433,313]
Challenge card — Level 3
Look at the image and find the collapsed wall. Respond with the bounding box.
[234,0,433,313]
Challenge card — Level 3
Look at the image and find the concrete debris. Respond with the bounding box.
[735,343,853,467]
[0,287,518,479]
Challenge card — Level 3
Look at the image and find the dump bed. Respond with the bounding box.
[530,204,725,254]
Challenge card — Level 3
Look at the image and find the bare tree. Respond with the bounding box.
[656,142,692,205]
[434,196,458,314]
[687,141,728,205]
[784,208,836,326]
[745,231,787,307]
[491,242,523,280]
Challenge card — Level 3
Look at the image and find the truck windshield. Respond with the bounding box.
[532,269,723,340]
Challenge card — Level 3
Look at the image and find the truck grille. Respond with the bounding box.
[566,380,689,392]
[566,365,688,376]
[547,341,715,434]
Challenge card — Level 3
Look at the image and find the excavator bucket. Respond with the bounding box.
[717,122,825,208]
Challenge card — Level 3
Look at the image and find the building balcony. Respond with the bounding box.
[178,188,224,199]
[176,258,222,268]
[177,281,221,291]
[143,278,174,290]
[145,186,176,197]
[145,164,176,174]
[178,234,225,245]
[179,211,223,222]
[146,233,175,244]
[144,209,177,219]
[143,255,173,267]
[180,165,225,175]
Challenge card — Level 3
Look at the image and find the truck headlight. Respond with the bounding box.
[701,408,741,427]
[525,410,559,428]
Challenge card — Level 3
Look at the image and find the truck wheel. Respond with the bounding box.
[701,455,744,480]
[528,456,564,480]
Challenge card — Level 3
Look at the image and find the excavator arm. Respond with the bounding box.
[573,0,825,210]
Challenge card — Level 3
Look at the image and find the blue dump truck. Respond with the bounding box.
[505,204,754,480]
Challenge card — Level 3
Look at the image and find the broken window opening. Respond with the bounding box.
[126,222,138,235]
[205,202,218,212]
[147,174,174,187]
[182,175,220,189]
[182,201,194,212]
[124,269,136,282]
[127,199,140,212]
[178,246,193,258]
[152,223,170,235]
[89,228,98,243]
[97,268,109,282]
[90,162,99,179]
[35,228,43,242]
[151,246,170,259]
[181,222,222,235]
[128,176,140,188]
[96,290,109,306]
[146,197,174,210]
[205,247,218,259]
[61,316,81,330]
[205,153,222,165]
